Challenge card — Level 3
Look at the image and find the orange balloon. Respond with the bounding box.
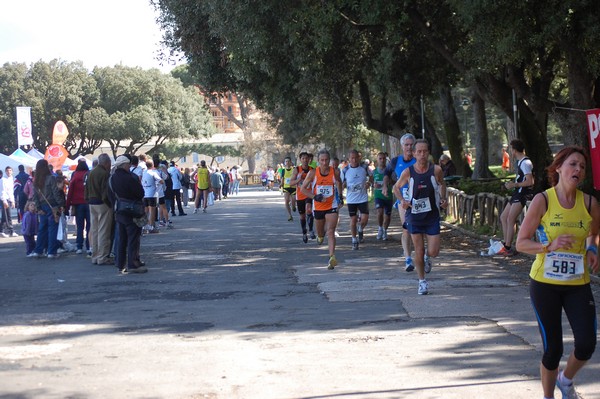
[45,144,69,171]
[52,121,69,145]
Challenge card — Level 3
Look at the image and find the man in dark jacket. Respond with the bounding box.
[109,155,147,274]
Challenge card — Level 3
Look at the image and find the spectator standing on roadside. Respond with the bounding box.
[194,160,211,213]
[502,146,510,171]
[181,167,191,207]
[14,165,30,222]
[168,161,186,216]
[439,154,457,178]
[498,139,535,256]
[31,159,64,258]
[1,166,17,237]
[109,155,147,274]
[85,153,113,265]
[21,200,38,256]
[210,168,224,201]
[221,168,230,199]
[66,160,90,255]
[141,161,162,233]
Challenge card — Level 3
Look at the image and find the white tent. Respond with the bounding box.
[9,149,38,168]
[27,148,44,159]
[0,153,24,171]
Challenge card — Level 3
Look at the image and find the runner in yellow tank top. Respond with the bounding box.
[280,157,296,221]
[516,146,600,399]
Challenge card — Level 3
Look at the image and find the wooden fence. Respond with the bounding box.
[446,187,527,235]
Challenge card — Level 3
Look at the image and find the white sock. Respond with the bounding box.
[559,371,573,385]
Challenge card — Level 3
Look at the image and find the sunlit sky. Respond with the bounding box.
[0,0,181,72]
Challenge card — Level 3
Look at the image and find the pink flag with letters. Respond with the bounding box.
[586,108,600,189]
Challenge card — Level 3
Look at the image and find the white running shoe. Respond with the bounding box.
[418,280,429,295]
[556,371,578,399]
[376,227,383,240]
[424,255,432,274]
[382,229,388,241]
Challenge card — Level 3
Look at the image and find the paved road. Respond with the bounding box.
[0,186,599,399]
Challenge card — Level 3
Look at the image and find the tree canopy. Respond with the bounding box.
[155,0,600,187]
[0,60,215,158]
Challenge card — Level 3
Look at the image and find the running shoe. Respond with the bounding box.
[10,232,18,237]
[302,233,308,243]
[418,280,429,295]
[382,230,388,241]
[76,249,83,255]
[424,255,432,274]
[317,236,324,245]
[556,371,577,399]
[193,208,198,214]
[288,216,293,221]
[334,231,340,237]
[377,227,383,240]
[0,233,7,238]
[358,227,364,243]
[327,255,337,270]
[405,256,414,272]
[203,208,207,213]
[352,239,359,250]
[310,231,316,240]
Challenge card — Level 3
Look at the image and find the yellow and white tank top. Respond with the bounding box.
[529,187,592,285]
[282,168,295,188]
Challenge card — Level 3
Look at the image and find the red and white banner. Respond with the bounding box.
[586,108,600,189]
[16,106,33,146]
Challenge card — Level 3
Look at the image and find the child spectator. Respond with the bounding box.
[22,201,38,256]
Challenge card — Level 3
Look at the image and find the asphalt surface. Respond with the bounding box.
[0,186,599,399]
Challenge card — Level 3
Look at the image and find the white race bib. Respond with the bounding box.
[374,179,383,190]
[316,185,333,197]
[350,183,364,193]
[402,187,410,201]
[411,197,432,214]
[285,177,291,185]
[543,252,585,281]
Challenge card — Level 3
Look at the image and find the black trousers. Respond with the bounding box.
[116,219,142,270]
[170,190,185,215]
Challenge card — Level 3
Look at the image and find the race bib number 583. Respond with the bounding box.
[543,252,584,281]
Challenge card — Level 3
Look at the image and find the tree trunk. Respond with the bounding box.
[471,91,494,179]
[438,84,468,176]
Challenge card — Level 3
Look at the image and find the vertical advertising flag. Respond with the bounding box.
[586,108,600,189]
[16,106,34,146]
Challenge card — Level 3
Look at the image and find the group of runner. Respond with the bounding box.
[277,134,447,295]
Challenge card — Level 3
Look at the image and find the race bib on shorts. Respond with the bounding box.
[411,197,432,214]
[543,252,585,281]
[316,185,333,197]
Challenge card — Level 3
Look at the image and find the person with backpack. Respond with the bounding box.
[498,139,535,256]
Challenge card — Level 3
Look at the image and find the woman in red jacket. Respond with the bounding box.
[66,161,90,255]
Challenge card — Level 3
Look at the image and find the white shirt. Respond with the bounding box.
[1,175,14,203]
[341,165,370,204]
[141,169,161,198]
[130,165,143,181]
